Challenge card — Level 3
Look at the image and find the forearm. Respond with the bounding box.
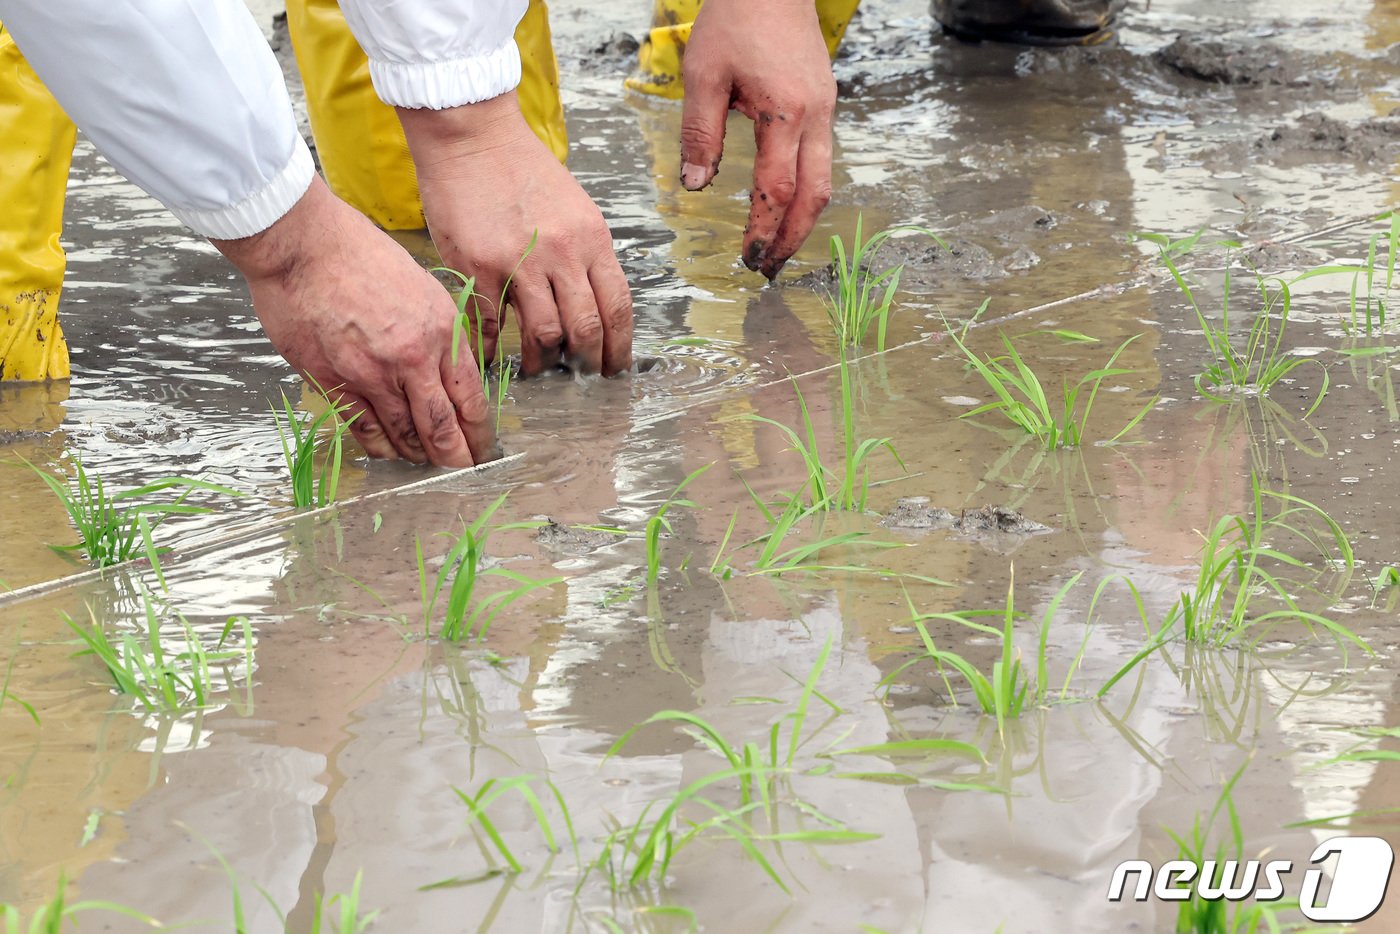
[0,0,311,240]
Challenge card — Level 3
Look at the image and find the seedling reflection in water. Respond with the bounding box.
[417,492,562,641]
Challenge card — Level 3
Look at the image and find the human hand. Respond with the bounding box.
[213,177,493,467]
[680,0,837,279]
[397,93,634,378]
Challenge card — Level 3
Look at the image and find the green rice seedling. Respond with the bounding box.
[644,465,710,586]
[824,215,941,352]
[273,389,358,509]
[0,647,38,725]
[66,585,254,713]
[434,231,538,434]
[1163,758,1303,934]
[417,493,563,641]
[887,571,1149,739]
[1139,232,1329,415]
[1101,480,1365,698]
[1291,210,1397,337]
[1,873,159,933]
[744,369,903,514]
[25,452,238,568]
[1166,480,1359,650]
[945,307,1157,451]
[449,774,579,878]
[308,872,379,934]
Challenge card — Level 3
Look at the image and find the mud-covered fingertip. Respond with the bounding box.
[760,257,788,281]
[742,239,767,272]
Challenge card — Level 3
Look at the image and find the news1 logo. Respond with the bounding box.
[1108,837,1396,922]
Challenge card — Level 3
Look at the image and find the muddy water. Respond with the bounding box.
[3,0,1400,930]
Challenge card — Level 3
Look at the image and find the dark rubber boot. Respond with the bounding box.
[932,0,1129,46]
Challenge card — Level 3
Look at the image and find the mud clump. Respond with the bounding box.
[577,32,641,73]
[1155,34,1335,87]
[881,498,1051,536]
[881,497,956,530]
[1255,111,1400,162]
[1242,241,1324,274]
[911,238,1007,281]
[533,519,618,555]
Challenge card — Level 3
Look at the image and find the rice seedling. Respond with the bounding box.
[883,571,1145,739]
[945,306,1157,451]
[2,873,158,933]
[744,369,903,514]
[273,388,358,509]
[1291,210,1397,337]
[1100,479,1366,698]
[710,489,946,586]
[434,231,538,434]
[308,872,379,934]
[25,452,238,569]
[1162,758,1303,934]
[416,493,563,641]
[0,647,37,725]
[823,215,940,352]
[448,643,902,900]
[1138,231,1329,415]
[66,584,255,713]
[639,465,709,585]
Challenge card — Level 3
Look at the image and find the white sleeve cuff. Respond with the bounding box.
[169,139,316,240]
[368,40,522,110]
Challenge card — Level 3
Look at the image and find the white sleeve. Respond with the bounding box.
[0,2,312,241]
[336,0,528,110]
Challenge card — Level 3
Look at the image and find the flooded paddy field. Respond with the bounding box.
[2,0,1399,930]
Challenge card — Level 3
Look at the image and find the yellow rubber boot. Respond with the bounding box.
[284,0,568,231]
[0,23,75,383]
[626,0,861,99]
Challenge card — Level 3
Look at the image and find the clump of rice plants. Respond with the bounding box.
[885,571,1146,739]
[66,585,255,713]
[1138,231,1329,415]
[307,872,378,934]
[417,493,562,641]
[744,371,903,515]
[1100,478,1366,698]
[945,304,1157,451]
[274,389,358,509]
[443,643,934,898]
[823,215,940,352]
[1158,759,1303,934]
[26,452,238,568]
[1164,479,1358,650]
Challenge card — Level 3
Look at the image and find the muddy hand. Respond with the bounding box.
[397,93,634,378]
[214,177,494,468]
[681,0,836,280]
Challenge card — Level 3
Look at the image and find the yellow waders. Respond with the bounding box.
[0,3,568,383]
[625,0,861,99]
[283,0,568,231]
[0,25,75,383]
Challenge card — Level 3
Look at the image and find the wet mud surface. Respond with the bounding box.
[3,0,1400,931]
